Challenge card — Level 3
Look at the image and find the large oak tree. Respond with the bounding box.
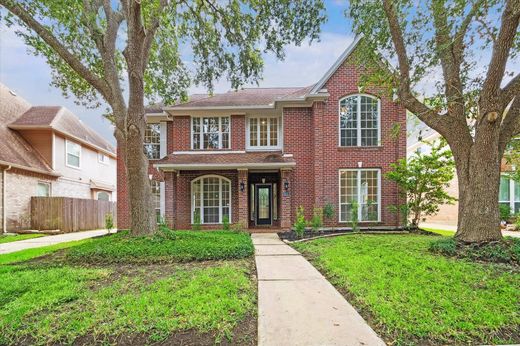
[1,0,326,235]
[348,0,519,242]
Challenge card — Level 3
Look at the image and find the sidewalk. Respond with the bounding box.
[253,233,385,346]
[0,229,114,255]
[420,222,520,238]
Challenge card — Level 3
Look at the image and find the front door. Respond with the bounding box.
[256,184,272,225]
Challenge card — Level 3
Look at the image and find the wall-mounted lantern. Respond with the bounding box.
[240,181,245,192]
[284,179,289,192]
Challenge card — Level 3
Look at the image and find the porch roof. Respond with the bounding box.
[153,152,295,171]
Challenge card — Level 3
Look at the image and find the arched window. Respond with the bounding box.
[96,191,110,201]
[191,175,231,224]
[339,94,380,147]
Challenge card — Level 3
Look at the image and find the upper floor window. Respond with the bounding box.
[247,116,281,149]
[192,116,230,150]
[144,123,160,159]
[339,94,380,147]
[98,153,109,165]
[66,140,81,168]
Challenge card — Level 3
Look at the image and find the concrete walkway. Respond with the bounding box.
[420,222,520,238]
[0,229,114,255]
[253,233,385,346]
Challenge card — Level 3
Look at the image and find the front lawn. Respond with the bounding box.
[422,227,455,236]
[0,230,257,345]
[0,233,44,244]
[293,234,520,345]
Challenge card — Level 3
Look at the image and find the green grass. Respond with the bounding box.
[421,227,455,236]
[0,239,93,265]
[0,261,255,345]
[67,230,255,264]
[0,234,44,244]
[293,234,520,345]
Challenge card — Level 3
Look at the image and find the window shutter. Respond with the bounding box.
[159,122,167,158]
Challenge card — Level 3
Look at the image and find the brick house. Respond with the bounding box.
[117,37,407,230]
[0,83,117,232]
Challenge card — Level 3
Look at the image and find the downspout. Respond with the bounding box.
[2,165,11,234]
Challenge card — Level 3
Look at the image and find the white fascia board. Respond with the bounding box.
[154,162,296,171]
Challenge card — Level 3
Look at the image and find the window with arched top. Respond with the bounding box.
[191,175,231,224]
[339,94,380,147]
[96,191,110,201]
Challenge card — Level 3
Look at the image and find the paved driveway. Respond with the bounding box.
[0,229,114,254]
[420,222,520,238]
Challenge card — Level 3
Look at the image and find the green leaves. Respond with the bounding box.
[386,140,457,227]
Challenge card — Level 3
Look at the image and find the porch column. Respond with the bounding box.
[237,169,249,227]
[280,168,293,229]
[164,171,176,228]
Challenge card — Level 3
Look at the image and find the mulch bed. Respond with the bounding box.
[278,228,411,242]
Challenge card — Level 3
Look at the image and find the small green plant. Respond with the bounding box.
[514,214,520,230]
[350,200,359,232]
[499,204,511,222]
[222,215,230,231]
[104,213,114,232]
[310,207,323,232]
[192,210,201,231]
[157,217,176,239]
[231,221,247,233]
[293,206,306,238]
[323,202,335,221]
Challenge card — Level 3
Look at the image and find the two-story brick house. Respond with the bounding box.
[117,38,407,230]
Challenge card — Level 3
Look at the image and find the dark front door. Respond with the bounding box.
[255,184,272,225]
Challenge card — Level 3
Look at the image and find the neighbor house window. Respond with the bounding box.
[248,116,281,149]
[499,175,520,213]
[96,191,110,201]
[37,182,51,197]
[339,169,380,222]
[98,153,109,164]
[151,180,161,223]
[339,94,380,147]
[191,175,231,224]
[144,124,161,159]
[66,140,81,168]
[192,116,230,150]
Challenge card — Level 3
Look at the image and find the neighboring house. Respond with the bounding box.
[0,83,116,232]
[117,37,407,230]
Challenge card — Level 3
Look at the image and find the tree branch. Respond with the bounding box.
[481,0,520,104]
[0,0,112,101]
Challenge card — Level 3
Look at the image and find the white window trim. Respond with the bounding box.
[338,94,381,147]
[246,115,283,151]
[191,175,232,224]
[37,181,52,197]
[500,174,517,212]
[65,139,81,169]
[190,116,231,150]
[96,191,111,201]
[338,168,381,223]
[98,153,109,165]
[144,123,161,160]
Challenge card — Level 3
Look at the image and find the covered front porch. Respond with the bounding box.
[154,152,295,231]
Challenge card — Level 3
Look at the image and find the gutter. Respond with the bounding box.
[0,160,60,177]
[2,165,11,234]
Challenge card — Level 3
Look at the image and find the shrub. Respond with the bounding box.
[231,221,247,233]
[499,204,511,221]
[350,200,359,232]
[293,206,306,238]
[310,207,323,232]
[323,202,335,221]
[192,210,201,231]
[429,237,457,256]
[222,215,230,231]
[104,213,114,232]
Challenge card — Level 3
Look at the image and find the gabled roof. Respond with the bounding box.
[9,105,115,156]
[0,84,56,175]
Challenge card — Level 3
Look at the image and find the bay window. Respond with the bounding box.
[248,116,281,149]
[339,94,380,147]
[192,175,231,224]
[339,169,380,222]
[192,116,230,150]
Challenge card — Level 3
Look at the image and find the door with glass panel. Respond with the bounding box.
[255,184,272,225]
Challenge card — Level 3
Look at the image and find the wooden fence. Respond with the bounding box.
[31,197,116,233]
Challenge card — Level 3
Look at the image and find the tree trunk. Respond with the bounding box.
[454,127,503,243]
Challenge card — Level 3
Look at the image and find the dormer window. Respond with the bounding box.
[339,94,380,147]
[191,116,230,150]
